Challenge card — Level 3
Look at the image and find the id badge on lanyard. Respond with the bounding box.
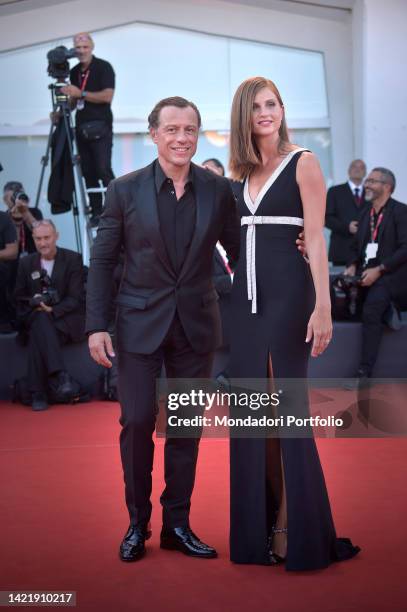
[77,69,90,110]
[365,207,383,264]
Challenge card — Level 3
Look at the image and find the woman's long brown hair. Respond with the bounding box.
[229,76,291,181]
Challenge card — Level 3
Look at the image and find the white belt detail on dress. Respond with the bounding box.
[240,215,304,314]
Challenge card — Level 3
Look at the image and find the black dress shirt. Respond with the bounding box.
[155,161,196,274]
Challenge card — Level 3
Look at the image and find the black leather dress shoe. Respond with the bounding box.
[119,524,152,562]
[160,527,217,558]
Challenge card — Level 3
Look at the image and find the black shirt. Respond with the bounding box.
[155,161,196,274]
[12,207,43,255]
[0,211,17,250]
[70,56,115,126]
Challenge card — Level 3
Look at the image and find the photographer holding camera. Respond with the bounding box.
[3,181,43,257]
[344,167,407,381]
[14,220,86,410]
[60,32,115,227]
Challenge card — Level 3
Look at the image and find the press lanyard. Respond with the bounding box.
[79,69,90,93]
[370,206,384,242]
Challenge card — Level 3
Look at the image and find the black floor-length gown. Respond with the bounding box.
[229,149,360,571]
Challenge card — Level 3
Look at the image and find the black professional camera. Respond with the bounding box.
[330,274,362,321]
[11,190,29,205]
[47,45,78,79]
[29,270,60,309]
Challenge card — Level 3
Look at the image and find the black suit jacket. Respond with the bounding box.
[348,197,407,303]
[325,182,367,264]
[86,161,240,355]
[14,247,86,342]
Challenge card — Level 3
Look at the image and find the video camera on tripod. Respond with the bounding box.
[46,46,78,103]
[33,45,93,259]
[47,45,78,79]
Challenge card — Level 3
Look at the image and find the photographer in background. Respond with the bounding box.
[3,181,43,325]
[0,210,18,331]
[344,167,407,381]
[14,220,86,410]
[60,32,115,227]
[3,181,43,257]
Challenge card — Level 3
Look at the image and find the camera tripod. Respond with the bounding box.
[34,83,94,259]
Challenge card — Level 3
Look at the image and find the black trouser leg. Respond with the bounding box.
[360,279,392,375]
[27,311,65,392]
[118,348,163,527]
[77,132,114,217]
[160,316,213,528]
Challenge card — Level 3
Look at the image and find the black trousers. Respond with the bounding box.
[118,314,213,529]
[360,278,392,375]
[27,311,67,392]
[77,130,114,217]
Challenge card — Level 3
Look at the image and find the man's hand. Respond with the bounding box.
[37,301,53,313]
[360,266,381,287]
[296,231,307,257]
[12,196,29,216]
[60,84,82,99]
[89,332,115,368]
[349,220,358,234]
[50,110,62,124]
[344,264,356,276]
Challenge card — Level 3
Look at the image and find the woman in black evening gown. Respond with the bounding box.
[228,77,360,570]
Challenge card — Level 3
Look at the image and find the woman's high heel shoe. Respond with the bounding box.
[268,526,287,565]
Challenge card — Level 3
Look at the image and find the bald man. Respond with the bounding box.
[61,32,115,226]
[325,159,368,266]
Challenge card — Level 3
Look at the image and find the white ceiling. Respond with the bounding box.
[0,0,356,12]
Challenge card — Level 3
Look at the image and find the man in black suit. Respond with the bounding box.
[14,220,85,410]
[345,167,407,379]
[86,96,240,562]
[326,159,368,265]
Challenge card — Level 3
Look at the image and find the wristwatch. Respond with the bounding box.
[81,90,87,99]
[379,263,387,274]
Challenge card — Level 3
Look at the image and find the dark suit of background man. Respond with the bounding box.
[345,167,407,379]
[0,211,17,330]
[86,97,240,563]
[326,159,368,265]
[14,220,85,411]
[61,32,115,227]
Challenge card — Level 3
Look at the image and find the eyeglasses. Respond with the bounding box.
[365,178,387,185]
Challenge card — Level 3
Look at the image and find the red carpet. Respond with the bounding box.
[0,400,406,611]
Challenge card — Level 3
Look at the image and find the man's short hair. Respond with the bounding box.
[148,96,202,130]
[4,181,23,193]
[32,219,57,233]
[372,167,396,193]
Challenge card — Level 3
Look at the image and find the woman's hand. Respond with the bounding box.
[306,306,332,357]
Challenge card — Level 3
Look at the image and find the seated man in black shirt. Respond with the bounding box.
[0,210,18,330]
[345,167,407,380]
[14,220,86,411]
[61,32,115,226]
